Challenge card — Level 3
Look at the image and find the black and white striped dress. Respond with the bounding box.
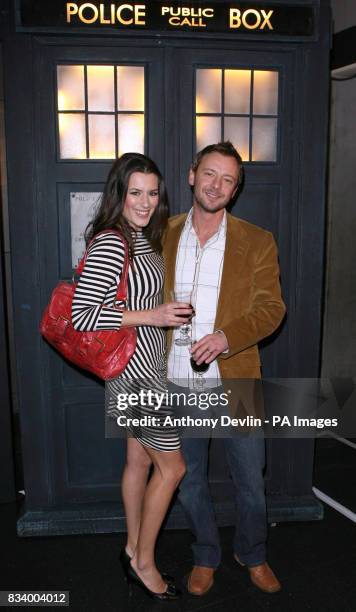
[72,230,180,452]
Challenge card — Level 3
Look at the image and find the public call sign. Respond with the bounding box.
[17,1,314,36]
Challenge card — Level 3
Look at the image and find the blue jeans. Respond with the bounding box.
[178,435,267,568]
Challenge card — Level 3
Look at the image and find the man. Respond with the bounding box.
[162,142,286,596]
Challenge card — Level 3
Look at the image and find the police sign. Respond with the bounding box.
[17,1,314,37]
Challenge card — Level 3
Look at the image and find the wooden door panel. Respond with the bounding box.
[35,40,165,505]
[175,47,295,378]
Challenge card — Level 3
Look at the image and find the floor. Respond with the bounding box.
[1,437,355,612]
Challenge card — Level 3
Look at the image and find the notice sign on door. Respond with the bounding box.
[17,1,314,37]
[70,192,101,268]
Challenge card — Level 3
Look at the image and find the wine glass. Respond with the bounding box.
[190,335,210,391]
[189,290,209,390]
[171,284,193,346]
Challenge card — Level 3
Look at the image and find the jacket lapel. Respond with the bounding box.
[163,214,187,303]
[215,214,250,329]
[163,214,187,352]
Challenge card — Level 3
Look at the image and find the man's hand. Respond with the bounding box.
[190,331,228,365]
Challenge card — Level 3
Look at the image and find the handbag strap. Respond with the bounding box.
[75,230,131,304]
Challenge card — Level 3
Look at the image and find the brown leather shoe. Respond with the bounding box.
[234,555,281,593]
[187,566,215,596]
[249,563,281,593]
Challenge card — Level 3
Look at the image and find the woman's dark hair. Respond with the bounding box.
[85,152,169,255]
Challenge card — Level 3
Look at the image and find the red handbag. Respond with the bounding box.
[40,230,137,381]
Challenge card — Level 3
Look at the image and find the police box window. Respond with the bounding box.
[56,64,145,160]
[195,68,279,162]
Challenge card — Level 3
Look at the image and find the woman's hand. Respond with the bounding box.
[149,302,193,327]
[121,302,193,328]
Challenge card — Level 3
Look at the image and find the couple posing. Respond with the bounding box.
[71,141,286,600]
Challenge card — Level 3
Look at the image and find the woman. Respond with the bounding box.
[71,153,192,600]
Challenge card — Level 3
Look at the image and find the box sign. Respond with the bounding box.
[17,1,314,36]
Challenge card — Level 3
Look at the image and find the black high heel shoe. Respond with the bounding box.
[119,548,174,585]
[127,560,181,601]
[119,548,130,581]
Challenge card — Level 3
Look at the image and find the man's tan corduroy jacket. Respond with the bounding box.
[162,212,286,381]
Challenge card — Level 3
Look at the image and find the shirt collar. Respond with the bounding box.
[185,207,227,242]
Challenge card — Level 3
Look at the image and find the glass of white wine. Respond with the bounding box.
[171,284,194,346]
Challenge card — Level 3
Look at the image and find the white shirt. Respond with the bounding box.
[167,208,227,387]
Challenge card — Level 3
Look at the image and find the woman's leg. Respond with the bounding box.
[130,446,186,592]
[121,437,152,557]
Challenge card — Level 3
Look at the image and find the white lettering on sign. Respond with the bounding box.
[161,5,214,28]
[66,3,146,26]
[65,3,274,31]
[229,8,273,30]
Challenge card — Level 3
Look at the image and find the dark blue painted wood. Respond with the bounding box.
[1,0,330,534]
[0,229,16,503]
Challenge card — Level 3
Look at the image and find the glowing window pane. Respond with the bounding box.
[224,117,250,162]
[196,116,221,152]
[58,113,86,159]
[117,115,144,156]
[117,66,145,111]
[87,66,115,112]
[57,65,84,111]
[252,118,277,161]
[196,69,222,114]
[89,115,115,159]
[253,71,279,116]
[225,70,251,115]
